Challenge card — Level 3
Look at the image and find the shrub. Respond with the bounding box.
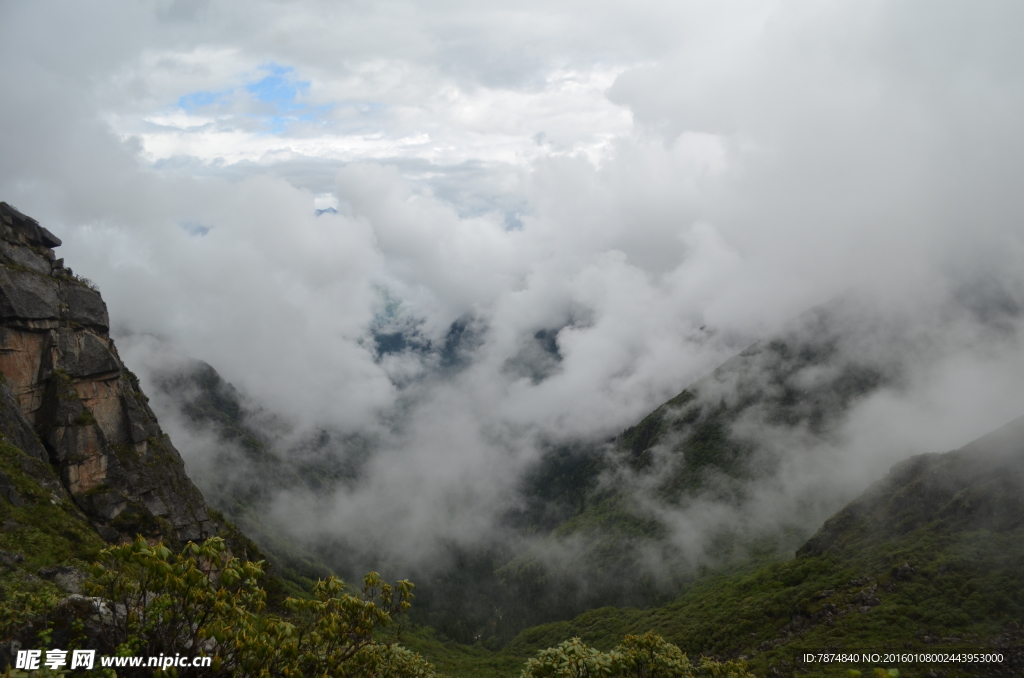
[519,632,755,678]
[81,535,442,677]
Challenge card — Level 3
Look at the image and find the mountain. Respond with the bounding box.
[139,294,908,645]
[485,296,902,635]
[5,197,1020,677]
[145,357,359,587]
[0,201,222,545]
[0,203,453,678]
[0,202,271,670]
[405,414,1024,678]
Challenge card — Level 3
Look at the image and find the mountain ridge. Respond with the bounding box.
[139,291,960,647]
[402,414,1024,677]
[2,200,1023,676]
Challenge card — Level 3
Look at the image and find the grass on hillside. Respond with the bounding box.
[0,439,105,572]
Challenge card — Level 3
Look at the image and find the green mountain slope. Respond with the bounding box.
[404,415,1024,678]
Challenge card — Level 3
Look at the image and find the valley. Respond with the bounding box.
[2,202,1023,678]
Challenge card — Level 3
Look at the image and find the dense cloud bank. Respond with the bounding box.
[3,1,1024,574]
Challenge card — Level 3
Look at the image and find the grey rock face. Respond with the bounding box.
[64,284,110,331]
[0,201,217,546]
[0,379,48,462]
[0,202,61,248]
[0,268,61,323]
[0,241,52,275]
[54,329,121,378]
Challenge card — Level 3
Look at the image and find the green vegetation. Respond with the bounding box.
[518,633,754,678]
[2,537,760,678]
[0,438,105,569]
[87,536,440,677]
[4,535,444,678]
[517,529,1021,676]
[389,430,1024,678]
[0,438,105,656]
[393,522,1022,677]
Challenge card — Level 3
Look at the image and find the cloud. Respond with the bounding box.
[3,0,1024,581]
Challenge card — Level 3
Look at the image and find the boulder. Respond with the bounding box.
[38,566,87,594]
[0,549,24,567]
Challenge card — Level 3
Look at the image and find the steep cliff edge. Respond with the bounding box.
[0,202,216,545]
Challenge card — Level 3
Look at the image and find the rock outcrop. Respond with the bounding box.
[0,202,216,544]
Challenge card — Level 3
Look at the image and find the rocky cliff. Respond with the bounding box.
[0,201,216,544]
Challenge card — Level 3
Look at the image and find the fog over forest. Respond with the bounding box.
[3,1,1024,583]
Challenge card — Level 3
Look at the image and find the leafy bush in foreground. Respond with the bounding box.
[519,632,755,678]
[75,536,442,677]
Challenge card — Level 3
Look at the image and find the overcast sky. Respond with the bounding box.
[3,0,1024,561]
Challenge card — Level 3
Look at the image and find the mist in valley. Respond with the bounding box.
[4,0,1024,642]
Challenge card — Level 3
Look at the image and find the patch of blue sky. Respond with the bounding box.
[246,62,309,111]
[174,62,338,134]
[244,63,338,133]
[178,89,231,111]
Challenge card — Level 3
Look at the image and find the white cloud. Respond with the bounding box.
[3,0,1024,570]
[111,59,631,169]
